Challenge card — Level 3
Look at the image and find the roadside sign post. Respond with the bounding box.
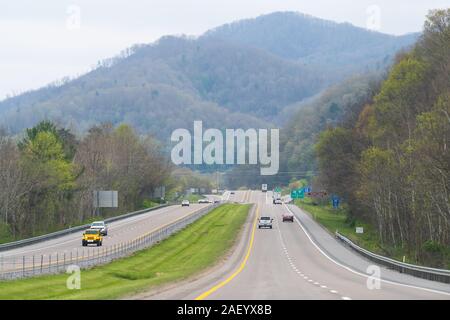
[332,195,340,209]
[93,190,118,216]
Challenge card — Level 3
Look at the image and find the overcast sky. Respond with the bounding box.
[1,0,448,100]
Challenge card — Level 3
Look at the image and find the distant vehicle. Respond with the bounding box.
[90,221,108,236]
[261,184,268,192]
[198,199,209,204]
[274,199,282,205]
[282,212,294,222]
[214,199,221,203]
[182,200,190,206]
[230,191,235,194]
[258,216,273,229]
[82,229,103,246]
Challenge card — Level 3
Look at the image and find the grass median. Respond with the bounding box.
[0,203,250,300]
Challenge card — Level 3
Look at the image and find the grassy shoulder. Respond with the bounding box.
[0,203,250,300]
[295,198,450,269]
[294,198,398,258]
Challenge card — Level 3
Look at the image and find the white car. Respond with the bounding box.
[181,200,190,206]
[90,221,108,236]
[258,216,273,229]
[198,199,209,204]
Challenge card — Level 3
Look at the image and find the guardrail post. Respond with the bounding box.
[33,255,35,275]
[40,255,43,274]
[64,252,66,269]
[22,255,25,277]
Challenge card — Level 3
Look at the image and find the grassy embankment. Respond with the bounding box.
[294,198,450,268]
[294,198,383,253]
[0,203,250,299]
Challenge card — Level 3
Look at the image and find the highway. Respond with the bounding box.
[0,192,236,271]
[140,190,450,300]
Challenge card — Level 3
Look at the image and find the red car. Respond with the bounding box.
[282,212,294,222]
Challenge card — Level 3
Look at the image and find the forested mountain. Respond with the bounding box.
[315,9,450,267]
[280,72,383,177]
[0,12,417,142]
[204,12,419,82]
[224,72,384,188]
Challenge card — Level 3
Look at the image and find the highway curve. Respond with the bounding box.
[140,190,450,300]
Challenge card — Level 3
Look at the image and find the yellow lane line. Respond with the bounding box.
[194,204,259,300]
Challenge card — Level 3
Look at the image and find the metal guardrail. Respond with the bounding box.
[0,204,169,252]
[0,203,219,280]
[335,231,450,284]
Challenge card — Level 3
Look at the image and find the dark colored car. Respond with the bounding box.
[282,212,294,222]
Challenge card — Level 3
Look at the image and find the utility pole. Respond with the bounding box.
[216,171,219,191]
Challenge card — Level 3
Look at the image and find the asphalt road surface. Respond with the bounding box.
[0,200,220,270]
[141,190,450,300]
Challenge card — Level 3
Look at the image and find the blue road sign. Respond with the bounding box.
[332,195,340,208]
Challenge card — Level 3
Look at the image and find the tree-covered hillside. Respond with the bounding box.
[0,12,417,142]
[315,9,450,267]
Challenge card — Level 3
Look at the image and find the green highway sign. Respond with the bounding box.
[291,188,305,199]
[297,188,305,199]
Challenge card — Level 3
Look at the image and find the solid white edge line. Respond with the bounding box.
[283,203,450,297]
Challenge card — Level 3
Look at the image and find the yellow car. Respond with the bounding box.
[82,229,103,246]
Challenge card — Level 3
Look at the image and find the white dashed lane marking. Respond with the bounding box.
[275,206,352,301]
